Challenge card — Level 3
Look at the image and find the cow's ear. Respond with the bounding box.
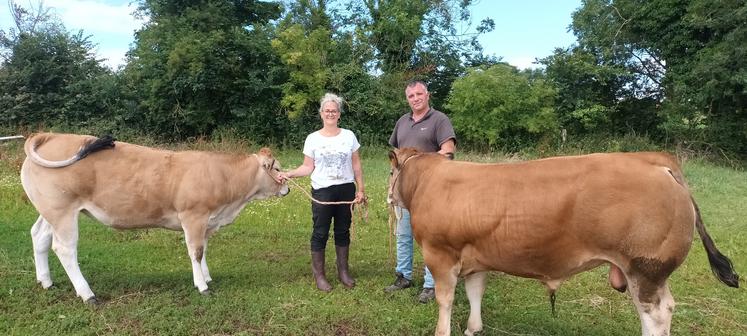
[388,150,399,169]
[258,147,273,158]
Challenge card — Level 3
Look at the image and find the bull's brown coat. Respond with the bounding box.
[388,148,738,336]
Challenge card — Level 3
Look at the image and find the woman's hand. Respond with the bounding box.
[277,172,291,183]
[354,191,366,203]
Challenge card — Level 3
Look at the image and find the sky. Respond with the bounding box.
[0,0,582,70]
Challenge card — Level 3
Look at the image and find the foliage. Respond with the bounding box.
[541,46,664,138]
[563,0,747,155]
[272,0,334,120]
[0,1,113,129]
[344,0,495,106]
[122,0,285,140]
[2,0,746,159]
[271,0,495,146]
[446,64,558,151]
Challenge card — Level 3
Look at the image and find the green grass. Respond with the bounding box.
[0,141,745,335]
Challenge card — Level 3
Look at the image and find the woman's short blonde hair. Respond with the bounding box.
[319,93,344,113]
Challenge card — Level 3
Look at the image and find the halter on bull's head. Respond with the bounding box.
[386,147,423,209]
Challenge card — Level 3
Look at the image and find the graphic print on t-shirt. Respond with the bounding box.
[318,143,349,181]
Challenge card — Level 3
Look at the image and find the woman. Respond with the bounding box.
[278,93,366,292]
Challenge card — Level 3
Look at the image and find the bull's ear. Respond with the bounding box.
[388,150,399,169]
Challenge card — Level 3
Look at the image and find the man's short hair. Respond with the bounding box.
[406,80,428,91]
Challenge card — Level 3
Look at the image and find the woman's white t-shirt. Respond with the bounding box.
[303,129,361,190]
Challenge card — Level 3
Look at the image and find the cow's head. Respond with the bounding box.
[253,147,290,199]
[387,147,421,208]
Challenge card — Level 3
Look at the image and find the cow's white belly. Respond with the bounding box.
[81,203,182,230]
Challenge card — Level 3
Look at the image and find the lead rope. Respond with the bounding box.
[255,154,369,239]
[284,178,368,241]
[387,203,403,266]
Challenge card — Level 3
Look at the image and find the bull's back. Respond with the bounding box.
[410,152,695,278]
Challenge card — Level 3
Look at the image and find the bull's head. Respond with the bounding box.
[387,147,421,208]
[254,148,290,199]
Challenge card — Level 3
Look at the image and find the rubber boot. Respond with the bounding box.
[336,245,355,288]
[311,251,332,292]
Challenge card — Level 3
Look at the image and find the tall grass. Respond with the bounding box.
[0,138,744,335]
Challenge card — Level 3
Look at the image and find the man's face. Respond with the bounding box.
[405,83,430,114]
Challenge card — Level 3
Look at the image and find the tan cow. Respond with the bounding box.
[387,148,739,336]
[21,133,289,304]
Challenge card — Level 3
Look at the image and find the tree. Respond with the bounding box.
[341,0,494,108]
[123,0,283,139]
[567,0,747,154]
[272,0,335,120]
[0,1,112,129]
[446,64,558,150]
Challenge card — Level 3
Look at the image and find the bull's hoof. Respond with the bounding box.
[199,289,212,296]
[84,296,100,306]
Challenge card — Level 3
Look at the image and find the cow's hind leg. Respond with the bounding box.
[31,216,53,288]
[182,216,210,294]
[464,271,487,336]
[47,211,96,303]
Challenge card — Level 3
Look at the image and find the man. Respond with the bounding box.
[385,80,456,303]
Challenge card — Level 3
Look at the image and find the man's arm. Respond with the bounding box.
[438,138,456,156]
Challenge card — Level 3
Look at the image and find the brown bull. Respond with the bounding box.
[387,148,739,336]
[21,133,289,304]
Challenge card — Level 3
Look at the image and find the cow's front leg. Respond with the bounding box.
[182,216,210,294]
[200,239,212,283]
[464,271,487,335]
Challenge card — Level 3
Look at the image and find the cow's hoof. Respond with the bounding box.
[38,280,54,289]
[199,289,212,296]
[84,296,100,306]
[464,329,482,336]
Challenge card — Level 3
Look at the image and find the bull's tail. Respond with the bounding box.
[692,198,740,288]
[26,134,116,168]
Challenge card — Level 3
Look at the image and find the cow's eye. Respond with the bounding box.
[273,167,280,172]
[389,169,393,176]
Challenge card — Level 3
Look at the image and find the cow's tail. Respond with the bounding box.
[692,198,740,288]
[26,134,116,168]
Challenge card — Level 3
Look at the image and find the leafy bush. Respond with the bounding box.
[446,64,558,151]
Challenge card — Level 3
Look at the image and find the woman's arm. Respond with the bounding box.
[352,150,366,202]
[278,155,314,182]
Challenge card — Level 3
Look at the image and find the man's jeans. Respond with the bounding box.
[395,207,434,288]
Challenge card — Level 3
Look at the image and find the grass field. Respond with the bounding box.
[0,139,745,335]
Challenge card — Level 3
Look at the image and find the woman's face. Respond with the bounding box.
[320,101,340,125]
